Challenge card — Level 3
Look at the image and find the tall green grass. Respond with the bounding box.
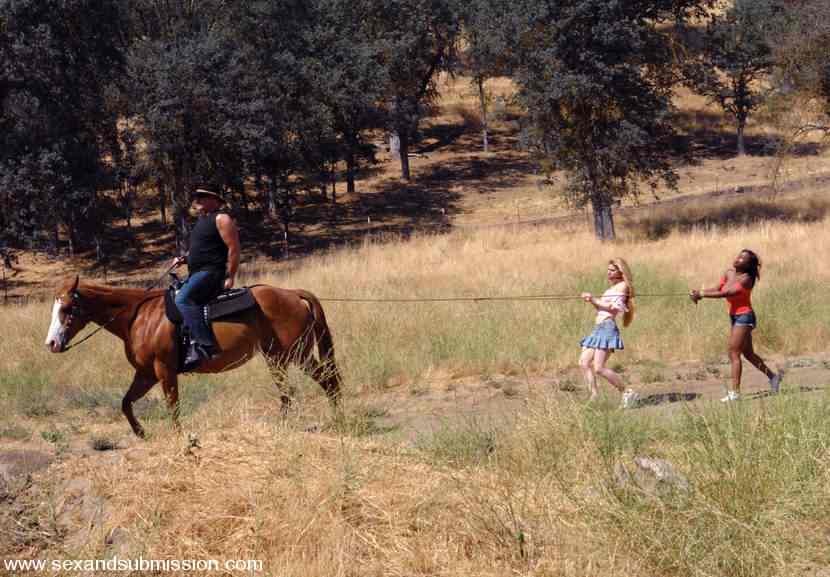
[592,394,830,576]
[424,388,830,575]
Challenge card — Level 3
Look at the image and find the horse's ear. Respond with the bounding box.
[70,275,79,293]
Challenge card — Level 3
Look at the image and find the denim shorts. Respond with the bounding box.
[580,319,624,351]
[730,311,757,328]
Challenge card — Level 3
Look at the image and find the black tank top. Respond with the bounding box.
[187,213,228,274]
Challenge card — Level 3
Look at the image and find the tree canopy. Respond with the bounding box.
[685,0,782,156]
[506,0,715,239]
[0,0,128,253]
[0,0,819,253]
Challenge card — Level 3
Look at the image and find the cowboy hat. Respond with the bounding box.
[192,188,225,203]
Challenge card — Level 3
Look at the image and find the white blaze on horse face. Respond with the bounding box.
[45,299,64,352]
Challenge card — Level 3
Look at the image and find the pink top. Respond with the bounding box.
[595,283,629,324]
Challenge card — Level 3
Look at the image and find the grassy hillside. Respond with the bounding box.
[2,74,830,577]
[4,215,829,402]
[4,75,829,299]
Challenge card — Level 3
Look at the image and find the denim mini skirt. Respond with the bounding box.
[580,319,624,351]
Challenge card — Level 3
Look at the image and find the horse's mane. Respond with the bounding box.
[79,281,165,301]
[77,281,166,328]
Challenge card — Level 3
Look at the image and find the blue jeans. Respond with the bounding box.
[174,269,224,346]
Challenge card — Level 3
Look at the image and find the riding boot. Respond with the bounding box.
[183,342,203,372]
[198,341,219,358]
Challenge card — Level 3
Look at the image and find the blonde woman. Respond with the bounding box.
[578,258,638,408]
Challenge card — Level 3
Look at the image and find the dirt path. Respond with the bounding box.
[2,354,827,468]
[2,354,827,463]
[356,352,830,444]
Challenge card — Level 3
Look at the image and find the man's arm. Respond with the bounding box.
[216,214,240,289]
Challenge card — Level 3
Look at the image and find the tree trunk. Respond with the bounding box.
[736,115,747,156]
[399,131,411,181]
[267,175,278,220]
[122,180,132,230]
[389,132,400,162]
[330,163,336,204]
[278,175,292,253]
[95,235,104,266]
[253,172,266,218]
[126,186,133,230]
[319,170,327,198]
[67,212,75,257]
[346,148,356,194]
[478,77,489,153]
[158,178,167,226]
[172,168,189,255]
[52,223,60,255]
[175,209,189,256]
[235,183,250,218]
[592,200,616,241]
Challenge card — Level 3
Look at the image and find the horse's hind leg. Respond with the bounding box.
[304,357,342,407]
[260,343,294,415]
[122,371,158,438]
[295,326,342,406]
[295,293,342,406]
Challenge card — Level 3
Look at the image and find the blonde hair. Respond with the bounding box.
[610,257,635,327]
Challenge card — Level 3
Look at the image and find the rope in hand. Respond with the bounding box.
[319,292,692,304]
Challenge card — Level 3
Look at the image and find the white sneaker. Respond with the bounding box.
[621,388,639,409]
[769,373,782,394]
[720,390,740,403]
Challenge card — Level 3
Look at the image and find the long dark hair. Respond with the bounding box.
[740,249,761,286]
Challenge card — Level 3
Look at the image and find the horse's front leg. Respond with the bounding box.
[155,360,181,431]
[122,371,158,438]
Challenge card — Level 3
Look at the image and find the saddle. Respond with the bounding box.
[164,273,258,372]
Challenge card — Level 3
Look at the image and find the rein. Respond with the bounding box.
[63,262,179,351]
[63,302,124,351]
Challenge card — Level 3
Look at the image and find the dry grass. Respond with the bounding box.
[4,214,829,405]
[3,215,830,576]
[3,66,830,577]
[5,386,650,577]
[7,382,830,577]
[624,194,830,240]
[249,216,829,390]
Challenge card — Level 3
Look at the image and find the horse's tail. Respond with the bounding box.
[294,289,342,403]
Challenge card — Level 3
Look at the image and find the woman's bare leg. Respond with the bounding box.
[742,332,775,380]
[593,349,625,393]
[579,347,599,400]
[728,325,752,393]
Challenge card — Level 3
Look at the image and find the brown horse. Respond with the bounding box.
[44,276,342,437]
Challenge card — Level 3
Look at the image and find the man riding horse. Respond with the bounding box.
[43,184,342,436]
[172,188,240,371]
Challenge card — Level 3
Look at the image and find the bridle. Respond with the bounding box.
[66,289,83,322]
[62,290,125,351]
[61,261,180,351]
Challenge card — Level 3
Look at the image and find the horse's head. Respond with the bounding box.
[45,276,90,353]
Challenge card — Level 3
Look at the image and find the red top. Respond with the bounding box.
[719,276,753,315]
